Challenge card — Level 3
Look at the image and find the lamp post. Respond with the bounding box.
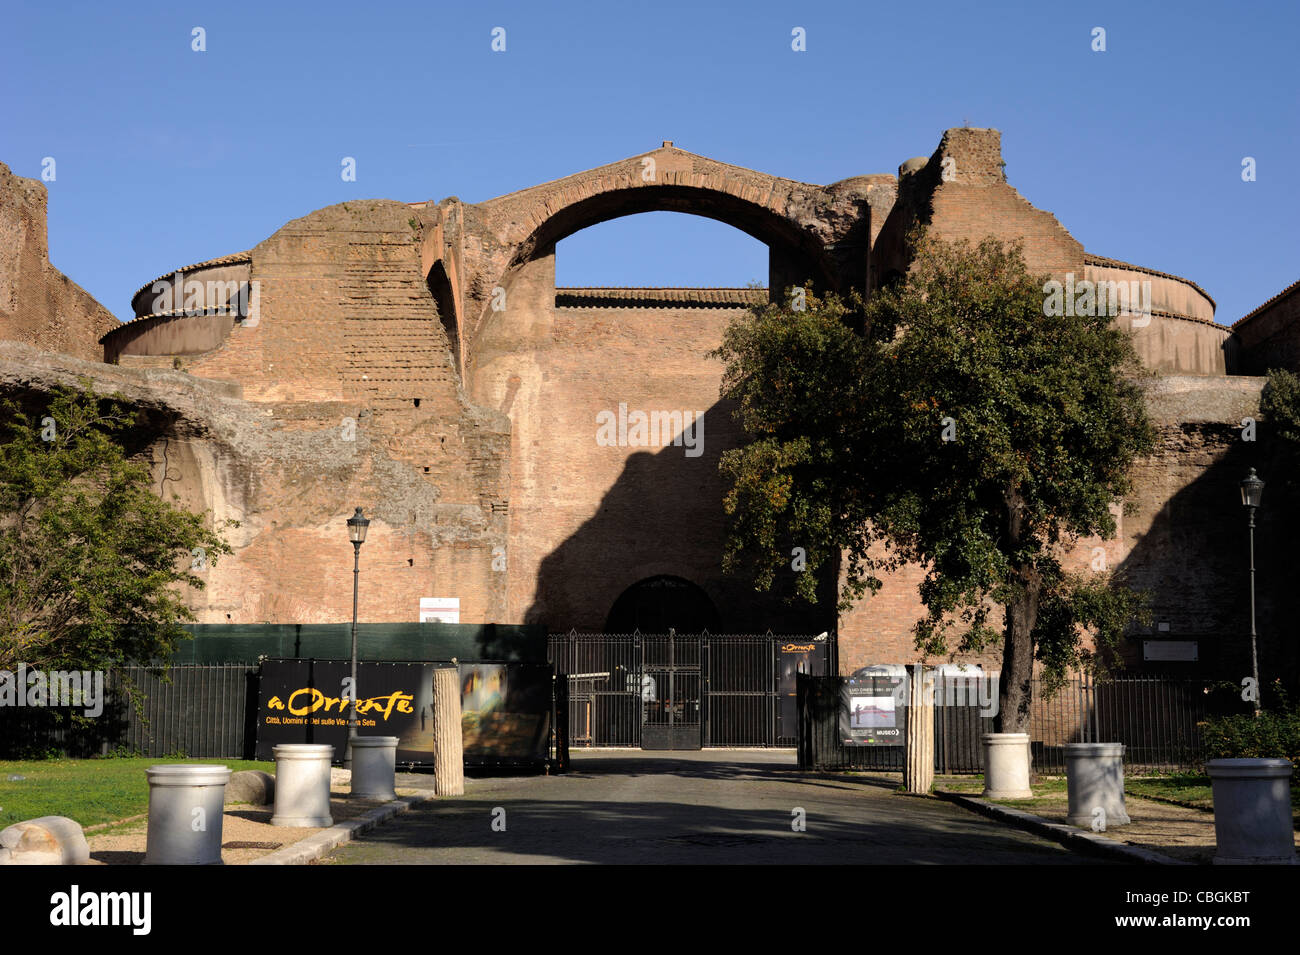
[344,506,370,769]
[1239,469,1264,717]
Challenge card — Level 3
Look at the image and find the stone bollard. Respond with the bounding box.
[981,732,1033,799]
[1065,742,1130,829]
[270,743,335,827]
[224,769,275,806]
[143,764,231,865]
[0,816,90,865]
[350,736,399,800]
[1207,758,1297,865]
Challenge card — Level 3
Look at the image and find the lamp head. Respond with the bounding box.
[347,506,370,544]
[1240,469,1264,509]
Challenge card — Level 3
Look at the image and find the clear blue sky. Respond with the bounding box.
[2,0,1295,323]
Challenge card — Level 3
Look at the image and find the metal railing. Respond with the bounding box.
[798,673,1218,774]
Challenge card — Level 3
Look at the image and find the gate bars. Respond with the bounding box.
[547,632,824,748]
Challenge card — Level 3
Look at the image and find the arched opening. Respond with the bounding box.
[426,259,459,378]
[555,211,767,289]
[502,183,837,307]
[605,575,722,633]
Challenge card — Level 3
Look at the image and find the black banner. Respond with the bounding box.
[255,659,551,766]
[778,637,829,738]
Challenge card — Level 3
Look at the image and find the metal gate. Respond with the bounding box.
[549,631,829,749]
[639,631,702,750]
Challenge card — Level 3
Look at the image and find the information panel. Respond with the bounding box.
[841,672,907,746]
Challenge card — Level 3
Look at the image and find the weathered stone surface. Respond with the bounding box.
[225,770,275,806]
[0,162,118,362]
[0,815,89,865]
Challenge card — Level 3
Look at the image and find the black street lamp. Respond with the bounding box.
[344,506,370,768]
[1239,469,1264,716]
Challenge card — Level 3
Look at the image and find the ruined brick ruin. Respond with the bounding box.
[2,128,1297,681]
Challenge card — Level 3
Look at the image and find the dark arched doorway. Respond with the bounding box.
[604,575,721,633]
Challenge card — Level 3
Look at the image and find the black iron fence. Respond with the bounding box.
[1,656,1220,773]
[798,673,1217,774]
[548,632,829,748]
[0,666,258,759]
[1,663,575,765]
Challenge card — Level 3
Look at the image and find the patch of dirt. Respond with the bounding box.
[972,790,1299,864]
[85,773,423,865]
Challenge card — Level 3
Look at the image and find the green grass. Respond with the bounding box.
[983,776,1068,810]
[1127,773,1300,824]
[1124,774,1214,811]
[940,772,1300,826]
[0,757,273,830]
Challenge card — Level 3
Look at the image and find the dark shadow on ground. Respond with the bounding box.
[334,752,1110,865]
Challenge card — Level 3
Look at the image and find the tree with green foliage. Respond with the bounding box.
[0,382,233,672]
[713,233,1155,731]
[1259,367,1300,517]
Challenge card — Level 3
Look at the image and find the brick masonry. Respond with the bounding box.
[0,162,117,362]
[2,130,1297,685]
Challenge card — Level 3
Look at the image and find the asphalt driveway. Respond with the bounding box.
[328,750,1102,865]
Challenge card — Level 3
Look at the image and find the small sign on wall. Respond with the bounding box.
[419,597,460,624]
[1143,640,1198,662]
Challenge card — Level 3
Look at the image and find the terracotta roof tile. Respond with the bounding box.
[1231,278,1300,329]
[129,251,253,308]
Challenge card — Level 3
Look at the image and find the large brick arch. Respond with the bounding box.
[504,183,834,286]
[423,144,881,380]
[482,145,844,263]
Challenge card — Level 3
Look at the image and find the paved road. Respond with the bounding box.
[329,751,1102,864]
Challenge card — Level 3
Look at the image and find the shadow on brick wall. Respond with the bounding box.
[521,396,838,635]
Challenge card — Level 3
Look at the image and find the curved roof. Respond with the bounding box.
[129,251,252,306]
[1084,253,1216,312]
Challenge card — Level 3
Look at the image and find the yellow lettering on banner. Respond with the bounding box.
[287,687,324,715]
[267,696,284,710]
[283,686,415,722]
[356,691,415,721]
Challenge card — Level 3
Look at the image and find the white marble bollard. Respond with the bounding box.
[350,736,399,800]
[1065,742,1130,828]
[270,743,334,827]
[144,764,231,865]
[1207,758,1297,865]
[981,732,1033,799]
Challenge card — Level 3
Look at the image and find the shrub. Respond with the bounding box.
[1199,710,1300,767]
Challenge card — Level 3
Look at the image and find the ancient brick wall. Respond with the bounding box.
[875,128,1085,282]
[471,247,827,633]
[1232,280,1300,375]
[834,375,1287,683]
[100,199,511,626]
[0,162,118,363]
[11,129,1289,683]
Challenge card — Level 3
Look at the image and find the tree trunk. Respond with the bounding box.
[996,485,1041,735]
[431,666,464,796]
[904,664,935,793]
[996,572,1040,734]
